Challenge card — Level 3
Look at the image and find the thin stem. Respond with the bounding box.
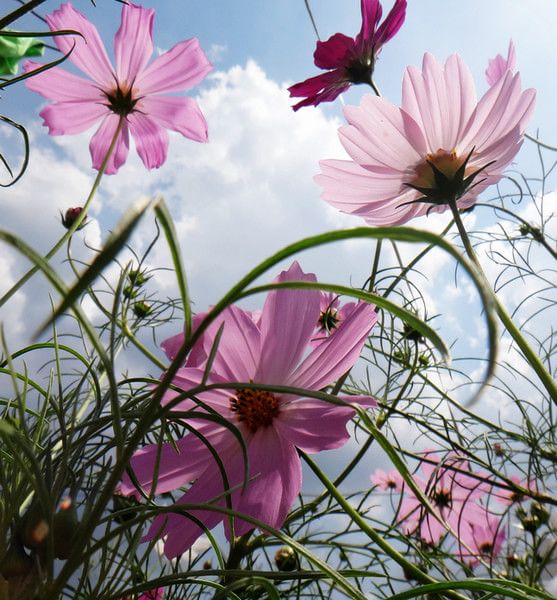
[0,117,125,308]
[447,199,557,404]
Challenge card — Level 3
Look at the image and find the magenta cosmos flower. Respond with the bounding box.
[24,3,212,174]
[485,40,516,86]
[316,53,535,225]
[120,262,377,558]
[288,0,406,111]
[398,452,489,544]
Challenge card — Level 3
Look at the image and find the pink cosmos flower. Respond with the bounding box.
[24,3,212,174]
[288,0,406,111]
[457,507,506,567]
[398,453,489,544]
[485,40,516,86]
[120,262,377,558]
[494,475,535,505]
[316,53,535,226]
[370,468,403,491]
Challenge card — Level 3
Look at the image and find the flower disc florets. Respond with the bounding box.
[230,388,280,433]
[105,84,139,116]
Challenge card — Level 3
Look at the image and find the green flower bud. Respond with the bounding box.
[274,546,297,571]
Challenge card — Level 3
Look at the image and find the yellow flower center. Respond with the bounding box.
[230,388,280,433]
[412,149,464,189]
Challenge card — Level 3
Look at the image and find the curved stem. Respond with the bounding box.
[0,117,125,308]
[448,199,557,404]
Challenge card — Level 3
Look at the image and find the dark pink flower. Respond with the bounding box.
[120,262,377,558]
[370,468,403,491]
[288,0,406,111]
[398,453,489,544]
[24,3,212,174]
[485,40,516,86]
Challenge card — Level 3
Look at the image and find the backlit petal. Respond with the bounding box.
[114,3,154,84]
[128,112,169,169]
[140,95,208,142]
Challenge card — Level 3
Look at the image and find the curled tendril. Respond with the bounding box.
[0,114,29,187]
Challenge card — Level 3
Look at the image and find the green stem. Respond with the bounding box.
[448,199,557,404]
[0,117,125,308]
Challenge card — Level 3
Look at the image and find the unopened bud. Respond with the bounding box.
[128,270,149,287]
[61,207,87,230]
[531,502,550,526]
[123,285,139,299]
[203,559,212,570]
[53,498,78,560]
[133,301,152,319]
[21,504,49,551]
[0,538,34,580]
[403,322,425,344]
[274,546,297,571]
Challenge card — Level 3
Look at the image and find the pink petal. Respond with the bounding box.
[89,113,130,174]
[128,112,169,169]
[373,0,407,48]
[39,101,106,135]
[255,261,320,385]
[313,33,355,69]
[139,95,208,142]
[200,305,261,382]
[485,40,516,86]
[275,398,356,453]
[114,3,154,85]
[136,38,213,95]
[120,423,232,496]
[160,313,209,367]
[289,301,377,389]
[341,95,425,170]
[23,61,103,103]
[401,53,476,152]
[228,427,301,536]
[46,2,114,88]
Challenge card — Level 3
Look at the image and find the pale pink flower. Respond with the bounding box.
[485,40,516,86]
[398,452,489,544]
[120,262,377,558]
[24,3,212,174]
[457,507,506,567]
[288,0,406,110]
[370,468,403,491]
[316,53,535,225]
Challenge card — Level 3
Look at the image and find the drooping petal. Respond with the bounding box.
[46,3,114,88]
[23,61,103,103]
[373,0,407,48]
[135,38,212,95]
[89,113,130,174]
[289,301,377,390]
[313,33,356,69]
[275,398,356,453]
[288,70,349,111]
[120,423,233,496]
[255,262,320,385]
[139,95,208,142]
[128,112,169,169]
[39,101,106,135]
[114,2,154,85]
[226,427,302,537]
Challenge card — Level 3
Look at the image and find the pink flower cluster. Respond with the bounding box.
[121,262,377,558]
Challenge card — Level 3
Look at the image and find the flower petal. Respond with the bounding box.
[139,95,208,142]
[114,3,154,84]
[46,2,114,87]
[289,301,377,389]
[288,70,349,111]
[358,0,382,45]
[120,423,232,496]
[135,38,212,95]
[23,61,103,102]
[485,40,516,86]
[39,100,106,135]
[374,0,407,48]
[128,112,169,169]
[228,427,301,536]
[89,113,130,174]
[313,33,355,69]
[255,261,320,385]
[276,398,356,453]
